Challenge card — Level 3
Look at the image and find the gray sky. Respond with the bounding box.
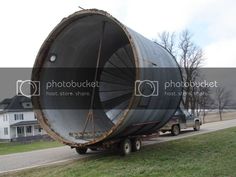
[0,0,235,67]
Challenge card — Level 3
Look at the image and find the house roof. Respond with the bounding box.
[0,94,33,113]
[11,120,39,127]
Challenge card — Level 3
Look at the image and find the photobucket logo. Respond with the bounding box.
[16,80,40,97]
[164,80,219,89]
[46,80,99,90]
[135,80,159,97]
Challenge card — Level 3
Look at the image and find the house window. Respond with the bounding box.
[3,115,8,122]
[22,102,32,108]
[4,127,8,135]
[38,128,42,132]
[17,127,24,134]
[26,126,32,133]
[14,114,24,121]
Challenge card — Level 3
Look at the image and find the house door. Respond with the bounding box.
[17,127,24,137]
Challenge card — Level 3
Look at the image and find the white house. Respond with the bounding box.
[0,95,46,141]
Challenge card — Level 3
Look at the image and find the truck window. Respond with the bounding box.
[183,110,190,117]
[174,110,182,115]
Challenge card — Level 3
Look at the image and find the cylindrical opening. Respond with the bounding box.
[33,10,182,146]
[33,12,137,144]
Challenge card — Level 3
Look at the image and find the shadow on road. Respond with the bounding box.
[160,129,195,137]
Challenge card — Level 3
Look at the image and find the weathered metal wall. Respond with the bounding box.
[31,9,182,147]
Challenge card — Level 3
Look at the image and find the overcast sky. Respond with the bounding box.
[0,0,235,67]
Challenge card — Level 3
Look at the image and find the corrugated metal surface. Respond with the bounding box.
[31,9,182,147]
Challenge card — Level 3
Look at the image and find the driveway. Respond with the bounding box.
[1,118,236,174]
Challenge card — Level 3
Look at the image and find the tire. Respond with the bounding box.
[194,121,200,131]
[75,147,87,155]
[120,138,132,156]
[171,124,180,136]
[131,138,142,152]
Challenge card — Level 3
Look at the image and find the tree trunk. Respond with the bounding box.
[219,110,222,121]
[202,109,206,124]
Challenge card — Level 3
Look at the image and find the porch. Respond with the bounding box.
[10,121,44,139]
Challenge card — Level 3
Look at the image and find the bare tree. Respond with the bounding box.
[157,31,176,56]
[157,30,204,114]
[178,30,203,113]
[214,87,232,121]
[197,86,214,123]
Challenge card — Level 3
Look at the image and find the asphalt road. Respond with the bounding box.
[1,119,236,174]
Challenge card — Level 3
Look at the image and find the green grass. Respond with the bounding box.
[2,127,236,177]
[0,140,63,155]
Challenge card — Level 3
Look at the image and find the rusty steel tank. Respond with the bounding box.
[31,9,182,148]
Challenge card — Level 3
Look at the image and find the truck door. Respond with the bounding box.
[183,110,194,127]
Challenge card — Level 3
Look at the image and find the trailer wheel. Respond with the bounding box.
[171,124,180,136]
[131,138,142,152]
[75,147,87,155]
[120,138,132,156]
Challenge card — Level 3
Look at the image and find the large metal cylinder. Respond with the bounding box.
[31,9,182,147]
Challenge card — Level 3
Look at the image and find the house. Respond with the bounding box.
[0,94,46,141]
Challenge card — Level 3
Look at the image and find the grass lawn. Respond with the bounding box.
[2,127,236,177]
[0,140,63,155]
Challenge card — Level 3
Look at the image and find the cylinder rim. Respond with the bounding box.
[31,9,140,147]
